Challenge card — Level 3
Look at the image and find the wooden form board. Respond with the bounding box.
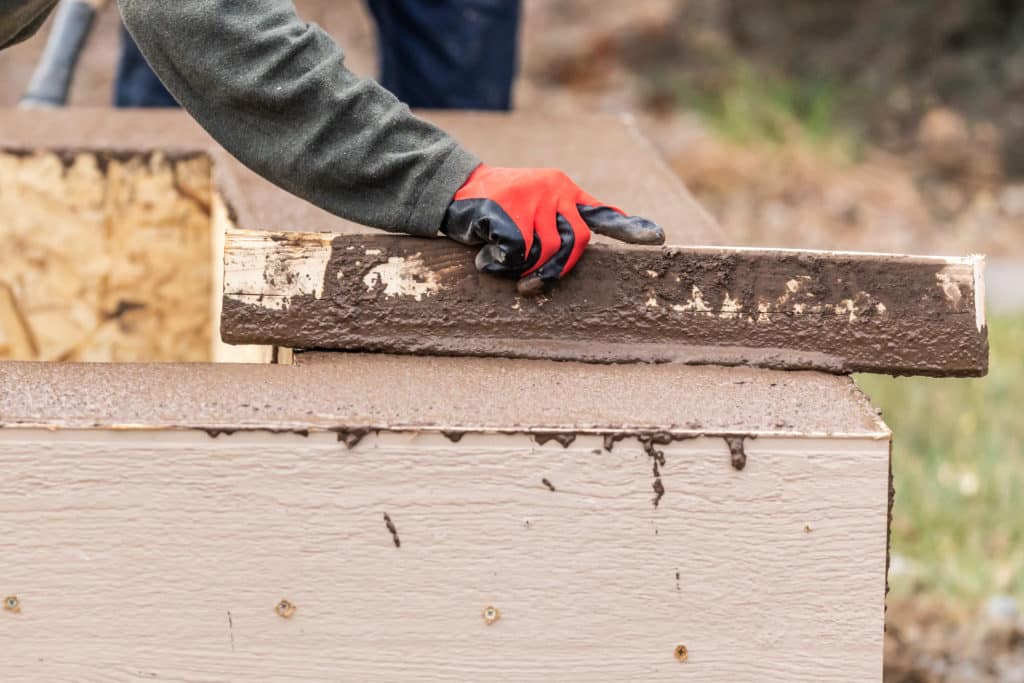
[221,229,988,377]
[0,90,895,682]
[0,351,890,680]
[0,431,888,682]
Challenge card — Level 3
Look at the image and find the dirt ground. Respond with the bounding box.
[2,1,1022,678]
[886,597,1024,683]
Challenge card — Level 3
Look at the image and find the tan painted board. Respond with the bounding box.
[0,429,888,682]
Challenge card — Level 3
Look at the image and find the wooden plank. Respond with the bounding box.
[209,193,274,364]
[0,428,888,682]
[221,229,988,377]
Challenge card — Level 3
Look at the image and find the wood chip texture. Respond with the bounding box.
[0,152,213,362]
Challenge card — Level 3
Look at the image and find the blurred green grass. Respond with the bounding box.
[646,61,861,160]
[856,314,1024,601]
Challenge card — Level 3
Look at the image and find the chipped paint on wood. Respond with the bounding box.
[223,229,332,311]
[720,293,743,319]
[754,276,885,324]
[936,270,965,309]
[362,254,441,301]
[672,285,712,315]
[938,256,988,332]
[665,279,885,324]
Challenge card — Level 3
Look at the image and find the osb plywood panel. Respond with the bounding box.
[0,430,888,682]
[0,152,213,361]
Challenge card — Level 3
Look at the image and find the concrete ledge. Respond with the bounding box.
[0,353,887,438]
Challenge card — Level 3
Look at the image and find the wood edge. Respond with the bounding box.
[211,193,273,363]
[223,226,984,265]
[848,379,894,438]
[0,423,892,441]
[972,254,987,332]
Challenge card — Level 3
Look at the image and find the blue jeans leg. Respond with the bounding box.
[366,0,521,110]
[114,25,179,108]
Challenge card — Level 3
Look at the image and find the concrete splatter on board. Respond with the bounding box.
[724,436,750,471]
[225,230,333,311]
[383,513,401,548]
[534,433,576,448]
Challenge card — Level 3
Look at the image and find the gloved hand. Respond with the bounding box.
[441,165,665,294]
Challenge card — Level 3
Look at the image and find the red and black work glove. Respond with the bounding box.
[441,165,665,293]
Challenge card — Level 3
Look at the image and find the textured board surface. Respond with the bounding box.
[0,429,888,682]
[221,230,988,376]
[0,354,885,436]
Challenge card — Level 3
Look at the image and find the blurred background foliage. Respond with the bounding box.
[859,317,1024,602]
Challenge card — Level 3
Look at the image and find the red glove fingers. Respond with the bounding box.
[442,164,664,285]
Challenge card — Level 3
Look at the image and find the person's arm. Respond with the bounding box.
[119,0,664,287]
[0,0,58,50]
[118,0,480,237]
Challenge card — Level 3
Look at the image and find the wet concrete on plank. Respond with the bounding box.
[221,234,987,377]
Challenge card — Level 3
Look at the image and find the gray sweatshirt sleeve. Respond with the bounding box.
[0,0,57,49]
[117,0,482,237]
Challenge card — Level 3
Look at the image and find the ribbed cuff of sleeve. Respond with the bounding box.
[402,145,482,238]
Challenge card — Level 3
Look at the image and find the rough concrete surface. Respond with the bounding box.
[0,353,887,437]
[222,230,988,377]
